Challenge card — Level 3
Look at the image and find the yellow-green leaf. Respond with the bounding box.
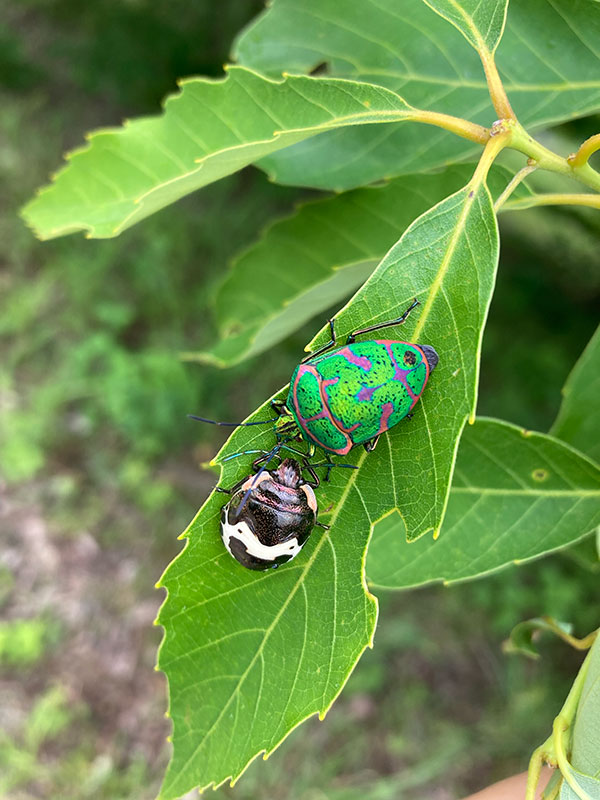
[21,68,413,240]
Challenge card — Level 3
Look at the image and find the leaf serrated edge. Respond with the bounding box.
[21,67,416,240]
[154,390,379,798]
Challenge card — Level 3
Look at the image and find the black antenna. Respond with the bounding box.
[188,414,272,428]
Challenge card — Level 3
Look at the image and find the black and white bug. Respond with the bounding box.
[219,457,324,571]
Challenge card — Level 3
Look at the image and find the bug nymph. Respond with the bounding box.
[220,458,318,571]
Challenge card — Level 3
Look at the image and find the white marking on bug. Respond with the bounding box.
[301,484,318,514]
[240,472,271,491]
[221,519,302,562]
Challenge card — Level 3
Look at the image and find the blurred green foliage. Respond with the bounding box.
[1,1,599,798]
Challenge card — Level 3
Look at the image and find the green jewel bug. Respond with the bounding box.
[271,298,439,455]
[192,298,438,457]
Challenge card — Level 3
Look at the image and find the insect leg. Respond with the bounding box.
[301,459,321,488]
[270,399,287,417]
[346,298,420,344]
[301,318,338,363]
[188,414,272,428]
[363,435,380,453]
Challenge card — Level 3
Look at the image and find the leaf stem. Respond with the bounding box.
[494,163,537,211]
[546,624,598,650]
[526,735,556,800]
[508,122,600,194]
[480,49,515,120]
[502,193,600,212]
[410,110,489,144]
[525,647,593,800]
[568,133,600,168]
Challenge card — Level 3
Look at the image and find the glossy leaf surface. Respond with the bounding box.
[236,0,600,189]
[21,69,414,239]
[157,172,499,796]
[366,418,600,589]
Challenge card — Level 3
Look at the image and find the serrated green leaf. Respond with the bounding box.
[21,68,415,240]
[422,0,508,53]
[503,617,574,660]
[551,325,600,464]
[193,165,478,368]
[236,0,600,189]
[157,169,498,795]
[156,484,378,798]
[366,418,600,590]
[193,163,524,368]
[571,634,600,778]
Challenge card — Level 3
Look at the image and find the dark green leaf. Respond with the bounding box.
[194,165,479,367]
[366,418,600,589]
[194,164,523,368]
[236,0,600,189]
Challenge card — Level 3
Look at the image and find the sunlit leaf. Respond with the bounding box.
[366,418,600,589]
[157,170,499,796]
[21,68,415,240]
[236,0,600,189]
[551,325,600,464]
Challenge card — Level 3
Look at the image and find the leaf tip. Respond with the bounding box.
[433,528,441,540]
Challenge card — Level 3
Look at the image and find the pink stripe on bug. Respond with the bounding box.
[377,401,395,435]
[379,341,418,399]
[336,347,372,371]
